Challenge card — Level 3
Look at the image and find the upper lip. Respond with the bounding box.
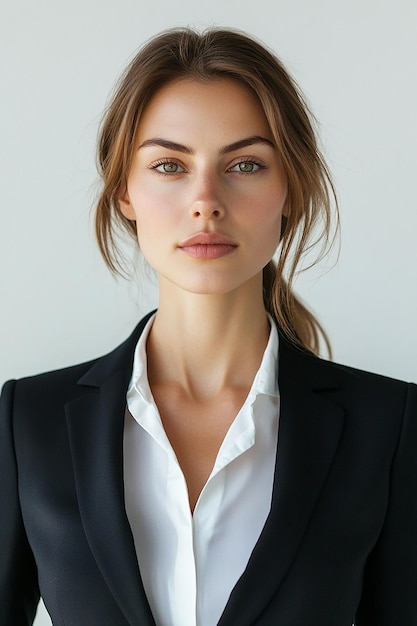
[179,232,237,247]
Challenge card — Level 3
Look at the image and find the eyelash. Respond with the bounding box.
[148,158,185,176]
[147,156,267,176]
[228,158,267,175]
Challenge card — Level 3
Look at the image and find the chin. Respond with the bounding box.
[166,272,261,298]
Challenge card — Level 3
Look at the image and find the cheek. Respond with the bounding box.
[254,192,286,231]
[251,194,286,252]
[130,189,180,258]
[129,185,174,228]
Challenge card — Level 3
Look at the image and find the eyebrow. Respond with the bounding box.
[137,135,275,154]
[220,135,275,154]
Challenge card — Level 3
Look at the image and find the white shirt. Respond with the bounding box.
[124,314,280,626]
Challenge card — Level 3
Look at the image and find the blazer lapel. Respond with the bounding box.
[218,336,345,626]
[65,314,156,626]
[64,314,345,626]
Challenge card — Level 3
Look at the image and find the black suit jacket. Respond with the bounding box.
[1,312,416,625]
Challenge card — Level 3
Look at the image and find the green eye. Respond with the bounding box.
[230,161,263,173]
[151,160,185,174]
[238,162,256,172]
[161,162,180,173]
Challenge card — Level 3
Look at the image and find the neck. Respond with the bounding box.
[147,275,270,399]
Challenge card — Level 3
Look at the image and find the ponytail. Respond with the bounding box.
[263,262,331,357]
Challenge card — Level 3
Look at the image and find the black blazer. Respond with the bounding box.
[1,312,416,626]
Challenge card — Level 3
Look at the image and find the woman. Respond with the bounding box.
[1,28,416,626]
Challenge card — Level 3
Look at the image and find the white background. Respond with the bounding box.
[1,1,416,624]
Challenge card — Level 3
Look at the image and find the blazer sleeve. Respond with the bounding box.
[0,380,40,625]
[355,382,417,625]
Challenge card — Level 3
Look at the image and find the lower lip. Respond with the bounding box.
[179,244,237,259]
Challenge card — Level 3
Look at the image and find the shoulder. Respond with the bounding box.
[1,312,155,410]
[279,336,417,468]
[320,356,416,418]
[6,358,98,391]
[279,331,416,415]
[320,354,412,391]
[0,360,102,431]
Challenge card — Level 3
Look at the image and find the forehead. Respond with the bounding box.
[136,77,273,144]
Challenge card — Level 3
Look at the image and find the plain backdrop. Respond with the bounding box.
[1,0,416,624]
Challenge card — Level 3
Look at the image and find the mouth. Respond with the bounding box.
[178,232,238,260]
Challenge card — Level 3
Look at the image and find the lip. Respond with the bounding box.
[179,232,237,247]
[178,232,238,260]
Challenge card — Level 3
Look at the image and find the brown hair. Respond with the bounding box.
[95,27,338,355]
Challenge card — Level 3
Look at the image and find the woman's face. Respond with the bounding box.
[120,77,288,297]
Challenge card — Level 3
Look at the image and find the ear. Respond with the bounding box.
[118,193,136,221]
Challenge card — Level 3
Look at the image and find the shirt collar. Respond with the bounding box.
[127,312,156,404]
[250,312,279,399]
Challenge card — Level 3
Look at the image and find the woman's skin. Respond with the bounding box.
[119,78,288,510]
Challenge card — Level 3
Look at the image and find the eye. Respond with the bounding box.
[149,159,185,175]
[228,159,266,174]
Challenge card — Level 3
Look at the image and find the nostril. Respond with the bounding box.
[192,208,222,218]
[190,200,224,219]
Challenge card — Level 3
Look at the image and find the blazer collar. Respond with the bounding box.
[66,314,344,626]
[76,312,154,388]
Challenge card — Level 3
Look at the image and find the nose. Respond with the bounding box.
[189,173,225,220]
